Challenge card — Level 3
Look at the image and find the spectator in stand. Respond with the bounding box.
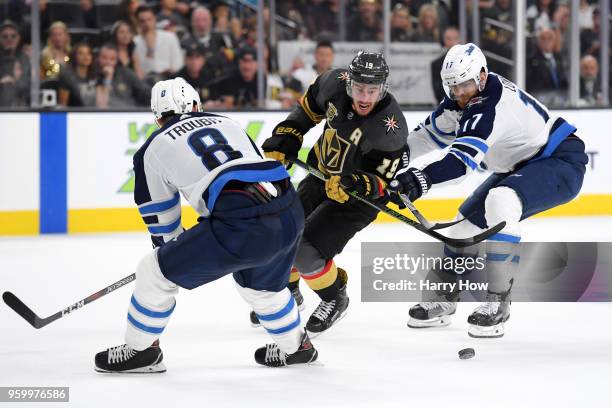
[174,41,217,102]
[211,0,242,42]
[80,0,98,29]
[212,45,285,109]
[291,40,334,92]
[578,0,595,30]
[303,0,339,41]
[156,0,188,39]
[553,4,570,58]
[184,6,234,75]
[58,42,97,106]
[482,0,513,77]
[391,4,413,42]
[0,20,30,106]
[95,43,150,108]
[430,26,460,102]
[347,0,382,42]
[410,3,439,43]
[579,54,602,106]
[133,5,183,83]
[527,0,557,33]
[119,0,141,34]
[41,21,71,80]
[111,20,144,80]
[527,28,568,98]
[580,7,601,57]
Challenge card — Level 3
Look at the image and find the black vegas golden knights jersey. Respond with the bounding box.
[286,68,410,183]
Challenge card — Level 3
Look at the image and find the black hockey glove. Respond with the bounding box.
[388,168,432,205]
[261,120,304,166]
[325,171,387,204]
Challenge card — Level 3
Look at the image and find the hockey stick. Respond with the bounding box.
[393,190,463,231]
[2,273,136,329]
[288,157,505,247]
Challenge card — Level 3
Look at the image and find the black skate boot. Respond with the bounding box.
[305,269,349,338]
[255,332,318,367]
[94,342,166,373]
[250,285,306,327]
[467,290,511,338]
[408,301,457,328]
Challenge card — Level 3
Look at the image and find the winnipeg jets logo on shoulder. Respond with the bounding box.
[338,71,350,82]
[382,114,400,134]
[466,96,488,108]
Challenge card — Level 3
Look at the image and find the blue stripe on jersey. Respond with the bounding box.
[147,216,182,234]
[454,136,489,154]
[206,163,290,210]
[424,126,450,149]
[130,296,176,318]
[256,296,295,322]
[489,233,521,243]
[423,153,467,184]
[452,143,479,158]
[450,149,478,170]
[264,315,301,335]
[139,192,180,216]
[430,112,456,136]
[531,120,577,162]
[486,253,510,262]
[127,313,165,334]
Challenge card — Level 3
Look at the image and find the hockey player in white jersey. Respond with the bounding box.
[390,44,587,337]
[94,78,317,371]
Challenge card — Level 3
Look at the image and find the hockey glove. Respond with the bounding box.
[388,168,432,204]
[261,120,304,166]
[325,171,387,204]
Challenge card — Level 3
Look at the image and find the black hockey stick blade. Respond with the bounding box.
[3,291,44,329]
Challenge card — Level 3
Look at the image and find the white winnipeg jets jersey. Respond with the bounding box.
[133,112,289,246]
[407,73,576,184]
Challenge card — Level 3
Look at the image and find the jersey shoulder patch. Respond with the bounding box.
[362,95,408,152]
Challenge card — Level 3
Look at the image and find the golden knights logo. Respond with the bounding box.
[318,128,351,174]
[326,102,338,123]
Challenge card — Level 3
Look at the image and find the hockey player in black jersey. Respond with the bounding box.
[257,51,410,337]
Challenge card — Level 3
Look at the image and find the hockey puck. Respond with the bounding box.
[458,348,475,360]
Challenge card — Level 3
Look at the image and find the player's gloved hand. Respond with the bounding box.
[325,171,387,204]
[261,120,304,166]
[388,168,432,205]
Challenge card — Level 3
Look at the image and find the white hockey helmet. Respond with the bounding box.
[151,77,201,121]
[440,43,488,99]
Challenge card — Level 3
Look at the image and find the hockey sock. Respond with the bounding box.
[301,259,341,302]
[236,284,302,354]
[125,251,178,351]
[288,267,300,291]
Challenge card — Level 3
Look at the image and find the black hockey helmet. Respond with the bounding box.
[346,51,389,100]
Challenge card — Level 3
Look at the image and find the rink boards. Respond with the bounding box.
[0,109,609,235]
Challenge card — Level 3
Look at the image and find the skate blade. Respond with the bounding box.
[468,323,505,338]
[306,310,348,339]
[407,315,453,329]
[94,362,167,374]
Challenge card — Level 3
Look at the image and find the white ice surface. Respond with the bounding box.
[1,217,611,408]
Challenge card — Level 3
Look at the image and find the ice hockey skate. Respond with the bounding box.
[255,332,318,367]
[468,291,511,338]
[250,285,305,327]
[94,342,166,373]
[305,268,349,337]
[408,301,457,328]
